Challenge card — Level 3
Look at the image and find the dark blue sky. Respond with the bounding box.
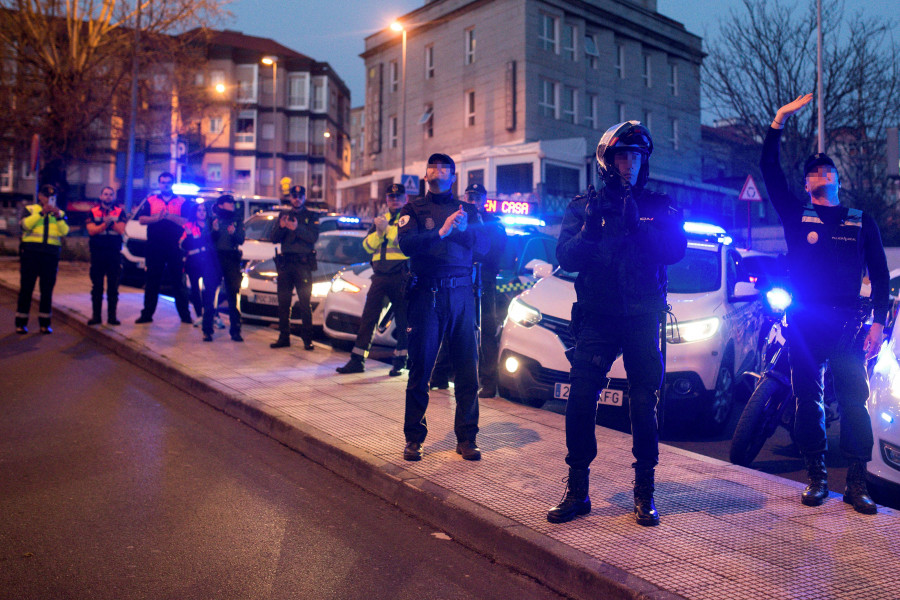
[227,0,896,108]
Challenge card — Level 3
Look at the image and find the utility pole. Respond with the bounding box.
[124,2,141,212]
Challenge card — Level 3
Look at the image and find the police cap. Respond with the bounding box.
[427,153,456,173]
[803,153,837,177]
[290,185,306,197]
[386,183,406,197]
[464,183,487,195]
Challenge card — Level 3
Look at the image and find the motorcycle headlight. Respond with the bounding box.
[507,297,541,328]
[666,317,720,343]
[766,288,792,312]
[330,275,361,294]
[311,281,332,298]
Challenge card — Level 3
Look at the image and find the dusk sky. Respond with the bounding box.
[227,0,897,111]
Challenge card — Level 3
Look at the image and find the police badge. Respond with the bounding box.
[425,217,435,230]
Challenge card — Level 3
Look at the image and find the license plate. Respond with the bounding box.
[554,383,623,406]
[253,293,279,306]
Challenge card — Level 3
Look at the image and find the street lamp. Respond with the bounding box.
[262,55,278,195]
[390,21,407,188]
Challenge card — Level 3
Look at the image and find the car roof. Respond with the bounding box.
[319,229,367,238]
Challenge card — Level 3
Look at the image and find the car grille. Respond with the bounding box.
[539,313,575,349]
[326,312,360,335]
[531,365,570,386]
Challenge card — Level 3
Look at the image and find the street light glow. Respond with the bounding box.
[390,21,404,32]
[323,131,331,138]
[214,83,225,93]
[261,56,275,65]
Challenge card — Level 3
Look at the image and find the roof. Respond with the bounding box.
[205,29,312,61]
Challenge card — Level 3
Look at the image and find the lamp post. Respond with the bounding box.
[390,21,407,187]
[262,55,278,196]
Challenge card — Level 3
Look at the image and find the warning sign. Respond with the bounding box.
[401,174,419,196]
[739,175,762,202]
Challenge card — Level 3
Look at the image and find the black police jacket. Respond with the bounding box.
[760,127,890,323]
[271,206,319,257]
[556,185,686,316]
[475,211,507,281]
[397,191,489,279]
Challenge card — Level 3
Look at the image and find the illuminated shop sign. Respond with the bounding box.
[484,199,534,216]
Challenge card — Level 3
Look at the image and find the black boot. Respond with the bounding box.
[108,302,120,325]
[336,354,365,374]
[547,468,591,523]
[88,300,102,326]
[843,460,877,514]
[270,335,290,349]
[634,468,660,526]
[801,453,829,507]
[388,355,406,377]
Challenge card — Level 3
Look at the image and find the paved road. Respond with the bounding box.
[0,296,564,600]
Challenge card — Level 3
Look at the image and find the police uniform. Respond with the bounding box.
[761,126,889,514]
[398,184,488,459]
[337,183,410,374]
[210,199,245,341]
[87,203,127,324]
[179,216,217,338]
[136,192,192,323]
[15,199,69,333]
[271,203,319,348]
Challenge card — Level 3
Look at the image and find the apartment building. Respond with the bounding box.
[339,0,731,217]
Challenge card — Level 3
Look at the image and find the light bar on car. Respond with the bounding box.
[172,183,200,195]
[501,215,546,227]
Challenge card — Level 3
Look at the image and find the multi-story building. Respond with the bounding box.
[339,0,733,219]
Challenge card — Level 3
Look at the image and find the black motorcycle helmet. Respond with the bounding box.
[595,120,653,189]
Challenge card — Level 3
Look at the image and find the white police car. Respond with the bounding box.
[498,223,769,433]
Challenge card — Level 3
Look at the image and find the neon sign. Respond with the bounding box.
[484,199,533,216]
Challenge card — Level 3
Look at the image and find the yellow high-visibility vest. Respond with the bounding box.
[362,211,408,263]
[21,204,69,246]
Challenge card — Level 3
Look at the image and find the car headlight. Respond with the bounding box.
[507,297,541,328]
[766,288,792,312]
[241,273,249,290]
[666,317,720,343]
[330,275,361,294]
[311,281,332,298]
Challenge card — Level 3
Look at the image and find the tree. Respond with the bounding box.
[0,0,228,189]
[703,0,900,242]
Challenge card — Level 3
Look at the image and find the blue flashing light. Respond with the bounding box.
[684,222,727,237]
[172,183,200,195]
[501,215,545,227]
[338,216,361,224]
[882,412,895,424]
[766,288,792,312]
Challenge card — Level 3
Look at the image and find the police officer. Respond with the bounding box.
[270,184,319,349]
[398,153,488,461]
[761,94,889,514]
[547,122,686,527]
[135,172,192,324]
[336,183,410,375]
[15,184,70,334]
[86,185,127,326]
[430,183,508,397]
[210,194,245,342]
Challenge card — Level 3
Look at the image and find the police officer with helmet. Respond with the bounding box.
[398,153,489,462]
[336,183,410,375]
[270,184,319,350]
[761,94,889,514]
[548,121,686,527]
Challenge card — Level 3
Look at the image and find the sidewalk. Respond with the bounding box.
[3,259,899,600]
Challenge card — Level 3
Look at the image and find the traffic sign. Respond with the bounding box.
[401,174,419,196]
[739,175,762,202]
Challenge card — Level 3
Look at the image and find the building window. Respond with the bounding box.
[261,122,275,141]
[425,45,434,79]
[616,102,626,123]
[236,65,257,102]
[309,163,325,200]
[288,166,307,189]
[389,115,398,148]
[561,87,576,124]
[643,54,652,88]
[0,158,12,192]
[539,14,558,53]
[210,70,225,91]
[615,44,624,79]
[235,110,256,144]
[259,168,274,186]
[234,169,252,193]
[311,77,326,111]
[389,60,399,92]
[419,105,434,139]
[669,118,680,150]
[669,63,679,96]
[585,94,599,129]
[207,163,222,182]
[287,116,309,153]
[496,163,533,194]
[208,116,223,134]
[465,90,475,127]
[465,28,475,65]
[288,73,309,107]
[562,24,577,62]
[539,79,558,118]
[311,120,327,155]
[585,34,600,69]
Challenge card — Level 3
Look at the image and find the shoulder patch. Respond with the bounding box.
[398,215,411,228]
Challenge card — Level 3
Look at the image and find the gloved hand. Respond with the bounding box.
[623,193,640,232]
[598,194,624,218]
[582,186,603,241]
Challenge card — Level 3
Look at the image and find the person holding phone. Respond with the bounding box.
[15,184,69,334]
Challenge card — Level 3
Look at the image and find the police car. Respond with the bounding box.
[498,223,770,434]
[239,229,372,329]
[322,209,558,347]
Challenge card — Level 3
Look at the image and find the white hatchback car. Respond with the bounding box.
[498,224,770,433]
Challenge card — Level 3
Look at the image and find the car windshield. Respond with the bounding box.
[315,234,370,265]
[554,245,721,294]
[244,214,278,241]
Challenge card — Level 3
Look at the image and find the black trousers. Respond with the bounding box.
[352,271,408,356]
[565,312,662,471]
[141,243,190,321]
[185,253,221,336]
[404,285,479,444]
[788,308,873,461]
[89,247,121,318]
[431,284,499,389]
[16,245,60,327]
[208,251,242,336]
[276,259,313,344]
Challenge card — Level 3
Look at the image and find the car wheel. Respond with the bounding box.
[703,358,734,433]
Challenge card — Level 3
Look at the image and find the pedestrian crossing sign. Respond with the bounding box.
[402,174,419,196]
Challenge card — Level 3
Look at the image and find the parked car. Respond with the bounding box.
[239,229,371,329]
[498,223,771,434]
[322,225,558,347]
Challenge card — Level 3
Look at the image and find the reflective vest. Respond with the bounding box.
[362,210,408,275]
[142,194,186,246]
[88,204,125,253]
[21,204,69,247]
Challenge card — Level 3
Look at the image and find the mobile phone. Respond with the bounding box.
[47,196,57,208]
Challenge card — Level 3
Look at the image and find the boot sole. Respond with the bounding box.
[635,513,660,527]
[801,494,828,507]
[843,495,877,514]
[547,503,591,523]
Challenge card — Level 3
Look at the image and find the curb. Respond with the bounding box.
[3,279,685,600]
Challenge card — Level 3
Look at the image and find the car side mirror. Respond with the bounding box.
[730,281,759,303]
[532,261,555,279]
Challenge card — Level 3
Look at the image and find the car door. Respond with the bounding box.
[728,250,763,374]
